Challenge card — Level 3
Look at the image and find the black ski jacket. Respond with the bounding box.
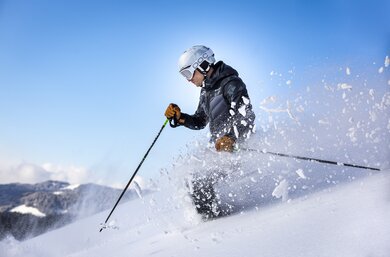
[181,61,255,142]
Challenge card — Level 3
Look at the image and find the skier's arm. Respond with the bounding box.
[180,94,209,130]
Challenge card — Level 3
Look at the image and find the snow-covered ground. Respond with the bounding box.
[62,184,80,190]
[9,205,46,217]
[1,170,389,257]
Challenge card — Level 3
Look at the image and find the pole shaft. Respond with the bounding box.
[100,119,169,232]
[241,148,380,171]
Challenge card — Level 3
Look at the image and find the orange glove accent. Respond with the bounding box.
[215,136,235,152]
[165,103,185,124]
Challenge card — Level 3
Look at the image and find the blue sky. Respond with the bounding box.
[0,0,389,186]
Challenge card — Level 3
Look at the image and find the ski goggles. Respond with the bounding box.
[179,49,214,80]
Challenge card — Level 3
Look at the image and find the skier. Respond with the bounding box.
[165,45,255,150]
[164,45,256,218]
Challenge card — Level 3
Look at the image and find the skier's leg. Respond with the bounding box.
[190,171,222,219]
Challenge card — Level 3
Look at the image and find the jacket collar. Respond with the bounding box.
[202,61,238,91]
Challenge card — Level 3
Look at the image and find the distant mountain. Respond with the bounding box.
[0,181,70,212]
[0,180,147,241]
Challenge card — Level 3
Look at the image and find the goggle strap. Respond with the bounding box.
[198,60,210,72]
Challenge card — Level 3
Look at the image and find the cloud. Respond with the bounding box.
[0,161,149,189]
[0,162,91,185]
[0,163,48,184]
[41,163,89,184]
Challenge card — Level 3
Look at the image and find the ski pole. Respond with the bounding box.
[99,119,169,232]
[239,148,381,171]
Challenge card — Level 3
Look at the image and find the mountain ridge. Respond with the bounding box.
[0,180,145,241]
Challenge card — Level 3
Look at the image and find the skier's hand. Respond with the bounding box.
[165,103,184,123]
[215,135,235,152]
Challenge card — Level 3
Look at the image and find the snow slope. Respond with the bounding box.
[1,171,389,257]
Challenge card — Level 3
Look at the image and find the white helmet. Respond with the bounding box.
[178,45,215,80]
